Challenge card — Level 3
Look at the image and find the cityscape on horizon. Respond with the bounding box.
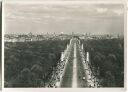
[4,31,123,42]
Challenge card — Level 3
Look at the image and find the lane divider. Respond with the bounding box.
[72,43,78,88]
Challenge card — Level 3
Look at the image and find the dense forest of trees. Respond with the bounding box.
[4,39,69,87]
[83,38,124,87]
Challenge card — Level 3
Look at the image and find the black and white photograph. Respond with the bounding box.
[4,0,125,88]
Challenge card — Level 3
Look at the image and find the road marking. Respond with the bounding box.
[72,42,78,88]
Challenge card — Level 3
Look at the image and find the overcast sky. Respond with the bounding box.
[5,1,125,35]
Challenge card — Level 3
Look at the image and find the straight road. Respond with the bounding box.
[72,43,77,88]
[60,38,88,88]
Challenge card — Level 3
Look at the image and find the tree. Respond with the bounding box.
[93,52,105,67]
[108,54,117,63]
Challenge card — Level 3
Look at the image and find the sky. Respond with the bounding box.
[5,1,125,35]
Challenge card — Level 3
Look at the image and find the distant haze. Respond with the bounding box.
[5,2,124,35]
